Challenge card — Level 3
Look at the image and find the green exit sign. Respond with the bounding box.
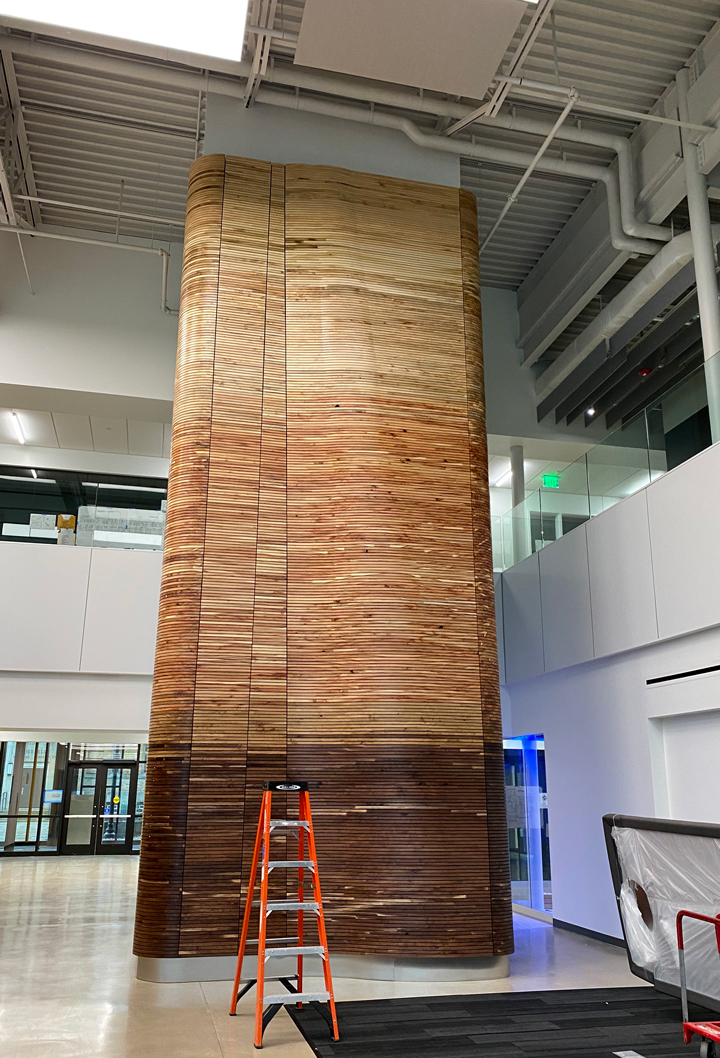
[542,474,560,489]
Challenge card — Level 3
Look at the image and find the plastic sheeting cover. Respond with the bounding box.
[613,826,720,1005]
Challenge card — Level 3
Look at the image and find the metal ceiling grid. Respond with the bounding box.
[10,52,202,243]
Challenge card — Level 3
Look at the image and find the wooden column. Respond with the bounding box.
[134,155,512,962]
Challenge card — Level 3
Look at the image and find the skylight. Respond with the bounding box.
[0,1,250,61]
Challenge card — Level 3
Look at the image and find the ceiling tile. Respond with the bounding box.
[11,409,59,447]
[0,408,21,445]
[162,423,173,459]
[128,420,164,457]
[90,417,129,454]
[52,413,94,451]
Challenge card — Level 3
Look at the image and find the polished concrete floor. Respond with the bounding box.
[0,858,641,1056]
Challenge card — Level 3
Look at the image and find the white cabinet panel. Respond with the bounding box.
[80,548,162,674]
[494,572,505,685]
[538,524,594,673]
[0,542,90,671]
[648,445,720,640]
[662,708,720,825]
[587,490,658,658]
[502,552,544,684]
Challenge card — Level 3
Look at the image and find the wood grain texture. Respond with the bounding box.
[134,156,512,962]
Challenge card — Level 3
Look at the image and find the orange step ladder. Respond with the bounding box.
[229,780,340,1049]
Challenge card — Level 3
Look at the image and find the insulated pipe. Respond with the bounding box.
[677,68,720,443]
[3,35,670,246]
[0,224,178,314]
[254,87,659,256]
[534,225,720,403]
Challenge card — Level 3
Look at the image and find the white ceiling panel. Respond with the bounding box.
[12,408,59,447]
[90,416,128,454]
[294,0,527,99]
[128,419,165,457]
[52,412,94,451]
[0,409,21,445]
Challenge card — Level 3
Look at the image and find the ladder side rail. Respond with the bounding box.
[229,789,268,1014]
[302,789,340,1041]
[297,793,305,1003]
[254,790,273,1049]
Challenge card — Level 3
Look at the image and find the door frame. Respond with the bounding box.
[59,760,138,856]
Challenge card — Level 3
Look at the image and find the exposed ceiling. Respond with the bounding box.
[1,1,718,282]
[1,0,719,441]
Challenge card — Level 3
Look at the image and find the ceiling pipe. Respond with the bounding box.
[534,225,720,404]
[1,36,670,246]
[0,224,178,314]
[254,87,658,256]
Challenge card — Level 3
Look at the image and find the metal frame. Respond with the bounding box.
[604,812,720,1014]
[60,759,139,856]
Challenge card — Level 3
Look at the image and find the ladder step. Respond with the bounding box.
[266,900,319,912]
[245,936,299,945]
[268,860,315,869]
[269,820,310,829]
[264,992,330,1005]
[265,945,326,959]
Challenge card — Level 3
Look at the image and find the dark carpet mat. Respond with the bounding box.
[288,986,715,1058]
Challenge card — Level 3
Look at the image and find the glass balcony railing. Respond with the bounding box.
[0,467,167,551]
[493,353,714,571]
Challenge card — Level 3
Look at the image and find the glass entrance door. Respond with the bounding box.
[60,763,138,855]
[97,765,135,854]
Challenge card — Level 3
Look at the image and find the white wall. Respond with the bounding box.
[0,541,160,734]
[508,626,720,939]
[501,443,720,682]
[0,672,151,740]
[481,287,607,445]
[500,440,720,939]
[204,95,461,186]
[0,235,180,403]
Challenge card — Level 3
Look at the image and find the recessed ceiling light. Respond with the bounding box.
[10,411,25,444]
[587,407,596,417]
[0,1,250,61]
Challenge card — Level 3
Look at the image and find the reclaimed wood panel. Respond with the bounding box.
[284,166,503,956]
[134,156,512,962]
[134,155,224,958]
